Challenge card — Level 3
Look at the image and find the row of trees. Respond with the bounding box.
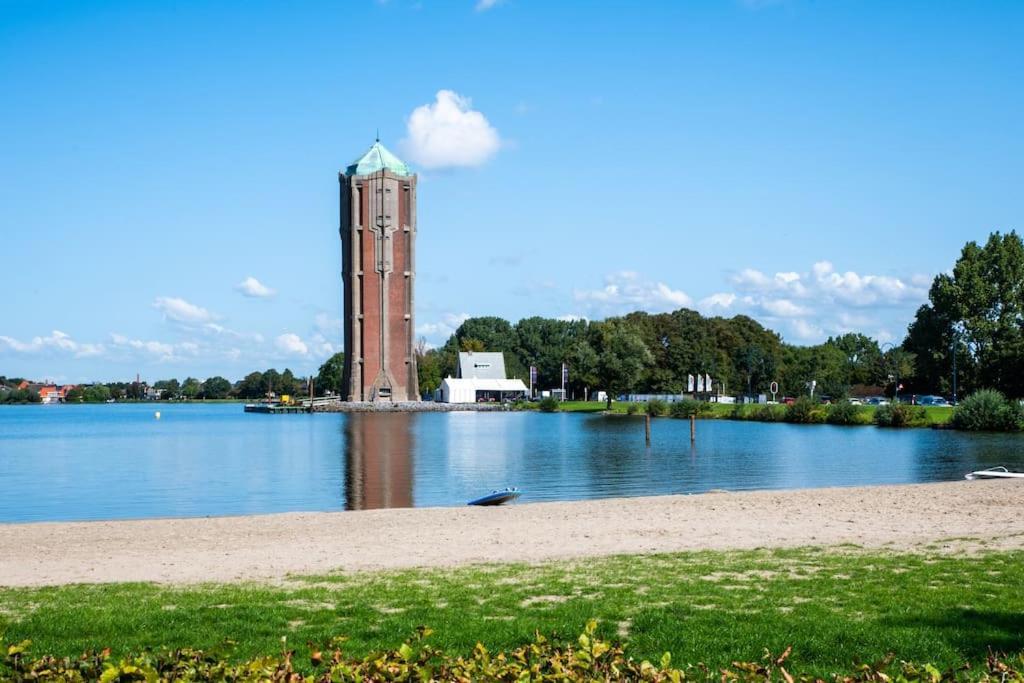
[415,231,1024,402]
[1,364,347,404]
[414,313,905,400]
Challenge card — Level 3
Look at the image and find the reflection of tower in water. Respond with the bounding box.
[344,413,414,510]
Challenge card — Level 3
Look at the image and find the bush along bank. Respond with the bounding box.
[5,623,1024,683]
[950,389,1024,432]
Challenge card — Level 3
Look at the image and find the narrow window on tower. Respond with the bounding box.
[403,185,410,227]
[355,184,362,227]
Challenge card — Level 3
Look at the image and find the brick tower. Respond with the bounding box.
[339,140,419,402]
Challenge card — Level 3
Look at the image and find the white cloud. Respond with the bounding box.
[565,260,929,345]
[810,260,922,307]
[574,271,692,315]
[0,330,105,358]
[698,292,736,313]
[475,0,503,10]
[416,312,471,339]
[706,260,932,344]
[153,296,216,324]
[236,276,276,299]
[309,333,337,357]
[314,313,343,334]
[275,333,309,356]
[790,319,824,341]
[110,333,194,362]
[202,323,263,343]
[403,90,501,169]
[761,299,810,318]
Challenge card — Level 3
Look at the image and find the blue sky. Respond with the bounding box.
[2,0,1022,383]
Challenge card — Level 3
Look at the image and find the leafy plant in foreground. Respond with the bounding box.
[4,623,1024,683]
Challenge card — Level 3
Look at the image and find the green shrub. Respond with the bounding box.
[951,389,1024,431]
[625,402,639,415]
[669,399,705,418]
[538,396,560,413]
[727,403,783,422]
[753,403,786,422]
[645,399,668,416]
[874,403,929,428]
[826,400,866,426]
[785,396,825,424]
[4,623,1024,683]
[729,403,749,420]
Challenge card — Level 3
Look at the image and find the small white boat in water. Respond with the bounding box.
[965,466,1024,480]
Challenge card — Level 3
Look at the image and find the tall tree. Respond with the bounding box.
[181,377,202,399]
[904,231,1024,397]
[825,333,883,387]
[315,352,345,396]
[591,319,653,397]
[202,376,232,399]
[514,316,587,390]
[153,379,180,399]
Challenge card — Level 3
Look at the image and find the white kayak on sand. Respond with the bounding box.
[965,466,1024,480]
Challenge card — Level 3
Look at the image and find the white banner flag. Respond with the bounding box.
[687,374,694,392]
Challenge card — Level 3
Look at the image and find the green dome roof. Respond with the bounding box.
[346,140,412,177]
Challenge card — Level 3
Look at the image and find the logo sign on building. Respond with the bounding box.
[687,374,694,392]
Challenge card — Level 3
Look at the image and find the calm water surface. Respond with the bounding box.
[1,403,1022,522]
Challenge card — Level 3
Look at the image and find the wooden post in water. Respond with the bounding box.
[690,414,696,442]
[645,413,652,446]
[308,376,315,414]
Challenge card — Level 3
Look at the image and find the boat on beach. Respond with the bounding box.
[467,487,522,506]
[965,466,1024,480]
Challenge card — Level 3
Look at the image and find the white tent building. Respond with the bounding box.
[439,352,529,404]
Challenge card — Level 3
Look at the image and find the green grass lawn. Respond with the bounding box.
[2,547,1020,677]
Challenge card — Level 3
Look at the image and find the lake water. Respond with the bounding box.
[1,403,1021,523]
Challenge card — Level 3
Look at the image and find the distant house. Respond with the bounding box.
[37,386,60,404]
[439,351,528,403]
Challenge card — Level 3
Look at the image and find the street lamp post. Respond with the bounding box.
[951,337,957,406]
[881,342,899,403]
[949,321,966,405]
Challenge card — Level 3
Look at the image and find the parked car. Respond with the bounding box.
[865,396,890,406]
[918,395,951,407]
[848,397,864,406]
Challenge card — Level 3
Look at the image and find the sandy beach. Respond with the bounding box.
[2,480,1022,587]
